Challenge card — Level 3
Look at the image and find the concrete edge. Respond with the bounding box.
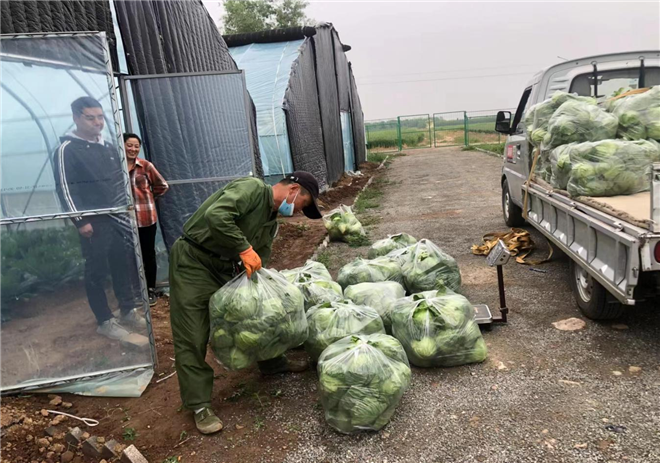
[473,147,503,158]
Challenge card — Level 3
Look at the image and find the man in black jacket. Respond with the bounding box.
[53,97,146,340]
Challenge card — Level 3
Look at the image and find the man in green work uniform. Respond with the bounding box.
[169,171,323,435]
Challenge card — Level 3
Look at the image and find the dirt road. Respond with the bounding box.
[287,148,660,463]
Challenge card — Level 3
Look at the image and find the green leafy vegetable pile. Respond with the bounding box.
[305,300,385,361]
[209,269,308,370]
[391,291,487,367]
[317,333,411,433]
[399,239,461,293]
[323,205,365,242]
[367,233,417,259]
[344,281,406,333]
[281,260,343,311]
[337,256,403,289]
[608,86,660,141]
[559,139,660,197]
[542,100,619,150]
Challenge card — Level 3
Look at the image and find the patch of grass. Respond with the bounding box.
[123,427,138,441]
[346,233,371,248]
[354,186,383,213]
[179,430,188,441]
[254,416,265,431]
[162,457,179,463]
[462,145,477,151]
[367,152,389,164]
[357,214,381,227]
[314,250,332,268]
[295,223,310,233]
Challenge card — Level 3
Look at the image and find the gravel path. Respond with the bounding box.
[283,148,660,463]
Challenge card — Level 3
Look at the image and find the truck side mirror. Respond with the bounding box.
[495,111,512,134]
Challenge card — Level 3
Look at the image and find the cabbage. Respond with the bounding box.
[344,281,406,333]
[305,300,385,361]
[323,205,365,242]
[609,86,660,141]
[542,100,618,150]
[399,239,461,293]
[337,256,403,288]
[524,91,596,147]
[281,260,343,310]
[562,139,660,197]
[367,233,417,259]
[209,269,308,370]
[391,292,487,367]
[317,333,411,433]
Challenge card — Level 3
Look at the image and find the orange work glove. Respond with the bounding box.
[239,246,262,278]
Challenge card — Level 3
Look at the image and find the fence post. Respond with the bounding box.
[427,114,432,149]
[396,116,402,152]
[463,111,469,147]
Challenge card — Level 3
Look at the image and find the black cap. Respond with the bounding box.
[287,171,322,219]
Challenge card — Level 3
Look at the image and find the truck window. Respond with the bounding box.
[511,86,532,133]
[570,67,660,99]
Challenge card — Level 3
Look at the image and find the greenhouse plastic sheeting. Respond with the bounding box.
[349,64,367,165]
[341,111,356,171]
[284,39,328,188]
[230,40,304,176]
[1,34,155,395]
[314,25,344,183]
[129,72,256,249]
[333,29,351,112]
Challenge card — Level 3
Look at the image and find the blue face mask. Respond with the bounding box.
[278,191,298,217]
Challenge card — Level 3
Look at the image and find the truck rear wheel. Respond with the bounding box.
[569,260,624,320]
[502,179,525,227]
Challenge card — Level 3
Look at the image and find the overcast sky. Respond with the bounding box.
[203,1,660,120]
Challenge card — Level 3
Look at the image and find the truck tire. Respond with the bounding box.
[569,260,625,320]
[502,179,525,227]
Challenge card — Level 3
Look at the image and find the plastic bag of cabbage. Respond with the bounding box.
[323,205,365,242]
[317,333,411,434]
[305,300,385,361]
[564,139,660,197]
[337,256,403,288]
[608,86,660,141]
[524,91,596,147]
[400,239,461,293]
[367,233,417,259]
[391,291,487,367]
[542,100,619,150]
[209,269,308,370]
[281,260,343,310]
[344,281,406,333]
[549,143,573,189]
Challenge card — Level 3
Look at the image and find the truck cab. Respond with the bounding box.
[496,51,660,319]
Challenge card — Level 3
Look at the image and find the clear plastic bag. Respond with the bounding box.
[305,300,385,361]
[317,333,411,434]
[344,281,406,333]
[524,91,596,147]
[608,86,660,141]
[549,143,574,190]
[323,205,365,242]
[542,100,619,151]
[367,233,417,259]
[281,260,343,310]
[391,291,487,368]
[565,139,660,197]
[337,256,403,289]
[209,268,308,370]
[400,239,461,294]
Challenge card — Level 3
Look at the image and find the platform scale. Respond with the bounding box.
[474,239,511,327]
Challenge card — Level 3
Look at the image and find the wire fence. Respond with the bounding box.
[366,108,516,158]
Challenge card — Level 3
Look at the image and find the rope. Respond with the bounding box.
[522,146,541,220]
[471,228,553,265]
[46,410,99,427]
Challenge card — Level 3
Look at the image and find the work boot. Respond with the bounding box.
[148,289,158,307]
[96,318,130,340]
[194,407,223,435]
[120,309,147,330]
[260,357,309,375]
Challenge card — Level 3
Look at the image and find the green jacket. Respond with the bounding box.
[182,177,278,265]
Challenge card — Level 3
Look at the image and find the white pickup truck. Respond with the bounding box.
[496,51,660,319]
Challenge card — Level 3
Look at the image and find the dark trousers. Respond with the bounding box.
[169,239,288,410]
[79,216,135,325]
[138,223,158,289]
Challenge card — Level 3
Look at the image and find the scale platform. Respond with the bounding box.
[473,304,492,324]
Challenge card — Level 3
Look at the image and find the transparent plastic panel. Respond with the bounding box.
[1,35,131,220]
[340,111,356,172]
[1,214,153,392]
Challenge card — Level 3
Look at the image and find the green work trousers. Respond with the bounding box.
[169,238,287,411]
